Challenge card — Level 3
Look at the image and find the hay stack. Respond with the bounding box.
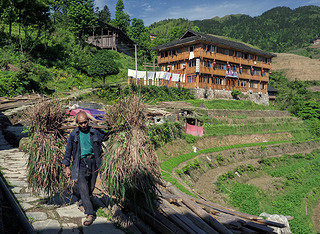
[100,93,161,212]
[24,101,70,195]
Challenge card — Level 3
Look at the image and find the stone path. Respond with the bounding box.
[0,129,124,234]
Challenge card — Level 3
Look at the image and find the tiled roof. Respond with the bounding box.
[153,30,276,57]
[267,85,279,92]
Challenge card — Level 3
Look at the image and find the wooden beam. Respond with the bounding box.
[165,182,233,234]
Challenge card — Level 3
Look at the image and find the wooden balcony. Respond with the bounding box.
[199,67,269,82]
[158,51,272,70]
[201,51,271,69]
[239,73,269,82]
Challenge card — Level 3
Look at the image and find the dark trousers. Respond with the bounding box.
[73,157,98,215]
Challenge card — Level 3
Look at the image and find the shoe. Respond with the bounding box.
[83,215,94,226]
[78,205,85,213]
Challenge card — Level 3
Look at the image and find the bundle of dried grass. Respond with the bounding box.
[24,101,70,195]
[100,93,161,212]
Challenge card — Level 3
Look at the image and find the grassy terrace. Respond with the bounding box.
[203,120,307,137]
[160,140,291,195]
[188,99,274,110]
[217,149,320,233]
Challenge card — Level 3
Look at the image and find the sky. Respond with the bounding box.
[94,0,320,26]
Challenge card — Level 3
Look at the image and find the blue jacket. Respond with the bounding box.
[62,126,106,180]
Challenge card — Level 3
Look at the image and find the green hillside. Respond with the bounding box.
[150,6,320,53]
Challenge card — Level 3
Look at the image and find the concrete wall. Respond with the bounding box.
[192,88,269,105]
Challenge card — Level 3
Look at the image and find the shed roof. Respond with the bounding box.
[267,86,279,92]
[153,30,276,57]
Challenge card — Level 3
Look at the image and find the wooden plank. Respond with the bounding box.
[152,210,184,234]
[159,200,200,234]
[162,199,206,234]
[152,208,186,234]
[239,226,258,234]
[160,191,182,203]
[0,187,3,234]
[134,217,155,234]
[255,219,285,228]
[190,197,261,221]
[142,210,177,234]
[238,220,275,233]
[175,201,219,234]
[165,182,233,234]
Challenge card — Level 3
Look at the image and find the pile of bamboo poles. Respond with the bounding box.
[112,181,287,234]
[0,93,48,112]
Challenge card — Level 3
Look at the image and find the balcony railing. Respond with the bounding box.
[158,51,271,70]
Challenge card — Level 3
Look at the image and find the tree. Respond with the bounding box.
[128,18,153,62]
[98,5,111,23]
[129,18,150,47]
[88,50,120,84]
[50,0,72,26]
[111,0,130,33]
[67,0,97,38]
[168,26,184,41]
[0,0,16,43]
[192,26,200,32]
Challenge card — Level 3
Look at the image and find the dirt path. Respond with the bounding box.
[312,203,320,232]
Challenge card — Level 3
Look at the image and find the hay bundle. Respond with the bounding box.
[100,93,160,211]
[24,101,70,195]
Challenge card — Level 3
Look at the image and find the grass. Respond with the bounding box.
[219,149,320,233]
[203,120,308,137]
[96,207,111,219]
[160,140,292,196]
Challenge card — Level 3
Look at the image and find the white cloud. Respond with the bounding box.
[305,0,320,4]
[142,3,154,12]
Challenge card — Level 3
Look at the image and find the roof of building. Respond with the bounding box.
[153,30,276,57]
[95,21,135,45]
[267,85,279,92]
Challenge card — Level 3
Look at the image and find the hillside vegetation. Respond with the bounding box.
[150,6,320,53]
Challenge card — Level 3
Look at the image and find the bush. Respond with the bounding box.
[182,133,198,144]
[148,122,182,149]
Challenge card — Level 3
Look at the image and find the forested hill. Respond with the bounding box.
[149,5,320,53]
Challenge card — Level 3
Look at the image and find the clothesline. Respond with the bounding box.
[127,69,186,83]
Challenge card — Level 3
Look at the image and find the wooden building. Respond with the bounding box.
[267,85,279,105]
[313,36,320,44]
[86,23,135,57]
[152,30,276,95]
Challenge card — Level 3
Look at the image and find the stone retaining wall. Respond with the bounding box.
[192,88,269,105]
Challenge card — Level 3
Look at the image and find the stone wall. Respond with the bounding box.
[192,88,269,105]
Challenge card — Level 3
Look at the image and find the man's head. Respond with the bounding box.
[76,111,89,132]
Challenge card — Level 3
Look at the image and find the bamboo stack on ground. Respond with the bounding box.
[133,181,287,233]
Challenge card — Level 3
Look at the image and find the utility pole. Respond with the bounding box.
[135,44,137,84]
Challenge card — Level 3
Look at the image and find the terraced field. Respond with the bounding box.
[158,107,320,233]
